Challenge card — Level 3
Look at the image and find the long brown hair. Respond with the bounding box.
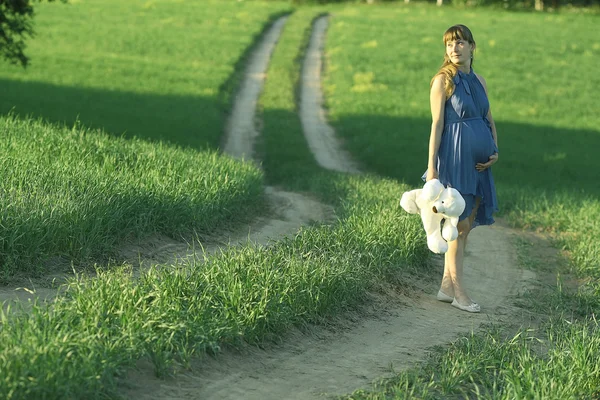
[431,24,476,98]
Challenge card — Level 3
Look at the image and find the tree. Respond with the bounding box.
[0,0,65,67]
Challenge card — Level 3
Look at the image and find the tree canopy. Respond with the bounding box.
[0,0,65,67]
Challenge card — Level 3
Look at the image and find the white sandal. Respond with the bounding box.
[437,290,454,303]
[451,299,481,313]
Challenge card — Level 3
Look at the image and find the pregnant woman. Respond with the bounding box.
[426,24,499,313]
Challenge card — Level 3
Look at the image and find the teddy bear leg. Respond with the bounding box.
[427,234,448,254]
[442,221,459,242]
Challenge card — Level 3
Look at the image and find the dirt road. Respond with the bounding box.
[121,15,535,400]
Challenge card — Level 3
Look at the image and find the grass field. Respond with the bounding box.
[322,2,600,292]
[0,115,263,279]
[0,0,298,277]
[324,4,600,190]
[320,3,600,398]
[0,4,434,398]
[0,0,291,149]
[0,0,599,398]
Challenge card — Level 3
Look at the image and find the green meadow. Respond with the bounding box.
[0,0,291,149]
[0,0,295,278]
[321,3,600,399]
[322,3,600,304]
[0,0,599,398]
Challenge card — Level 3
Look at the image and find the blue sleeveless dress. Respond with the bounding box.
[437,69,498,227]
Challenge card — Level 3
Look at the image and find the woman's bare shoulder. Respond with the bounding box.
[432,73,446,84]
[474,72,487,87]
[431,73,446,89]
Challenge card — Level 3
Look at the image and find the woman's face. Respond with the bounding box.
[445,38,473,66]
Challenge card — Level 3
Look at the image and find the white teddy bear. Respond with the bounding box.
[400,179,466,254]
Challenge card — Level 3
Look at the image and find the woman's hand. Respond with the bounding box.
[426,168,439,181]
[476,153,498,172]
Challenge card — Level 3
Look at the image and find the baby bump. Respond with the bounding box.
[462,121,495,163]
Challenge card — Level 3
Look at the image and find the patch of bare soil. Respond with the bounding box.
[0,285,58,312]
[299,16,360,173]
[223,16,288,161]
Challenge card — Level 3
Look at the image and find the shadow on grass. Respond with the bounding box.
[0,11,292,153]
[0,82,265,279]
[0,78,223,150]
[330,114,600,197]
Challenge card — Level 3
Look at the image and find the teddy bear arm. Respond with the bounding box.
[400,190,420,214]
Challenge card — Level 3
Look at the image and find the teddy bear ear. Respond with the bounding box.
[422,179,444,201]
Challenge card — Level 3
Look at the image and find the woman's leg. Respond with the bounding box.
[439,198,481,302]
[439,261,454,297]
[444,218,474,305]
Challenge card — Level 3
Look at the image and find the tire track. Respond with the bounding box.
[123,223,534,400]
[217,14,336,251]
[223,16,287,161]
[0,16,335,311]
[300,16,360,173]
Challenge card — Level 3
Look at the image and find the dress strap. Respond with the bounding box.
[453,73,471,95]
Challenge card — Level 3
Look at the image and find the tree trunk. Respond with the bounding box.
[437,0,444,6]
[535,0,544,10]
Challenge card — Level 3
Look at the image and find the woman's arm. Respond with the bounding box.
[427,75,446,181]
[487,110,498,150]
[476,74,498,150]
[475,74,499,171]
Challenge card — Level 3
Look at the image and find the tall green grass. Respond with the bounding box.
[0,115,263,279]
[0,194,425,398]
[0,0,297,277]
